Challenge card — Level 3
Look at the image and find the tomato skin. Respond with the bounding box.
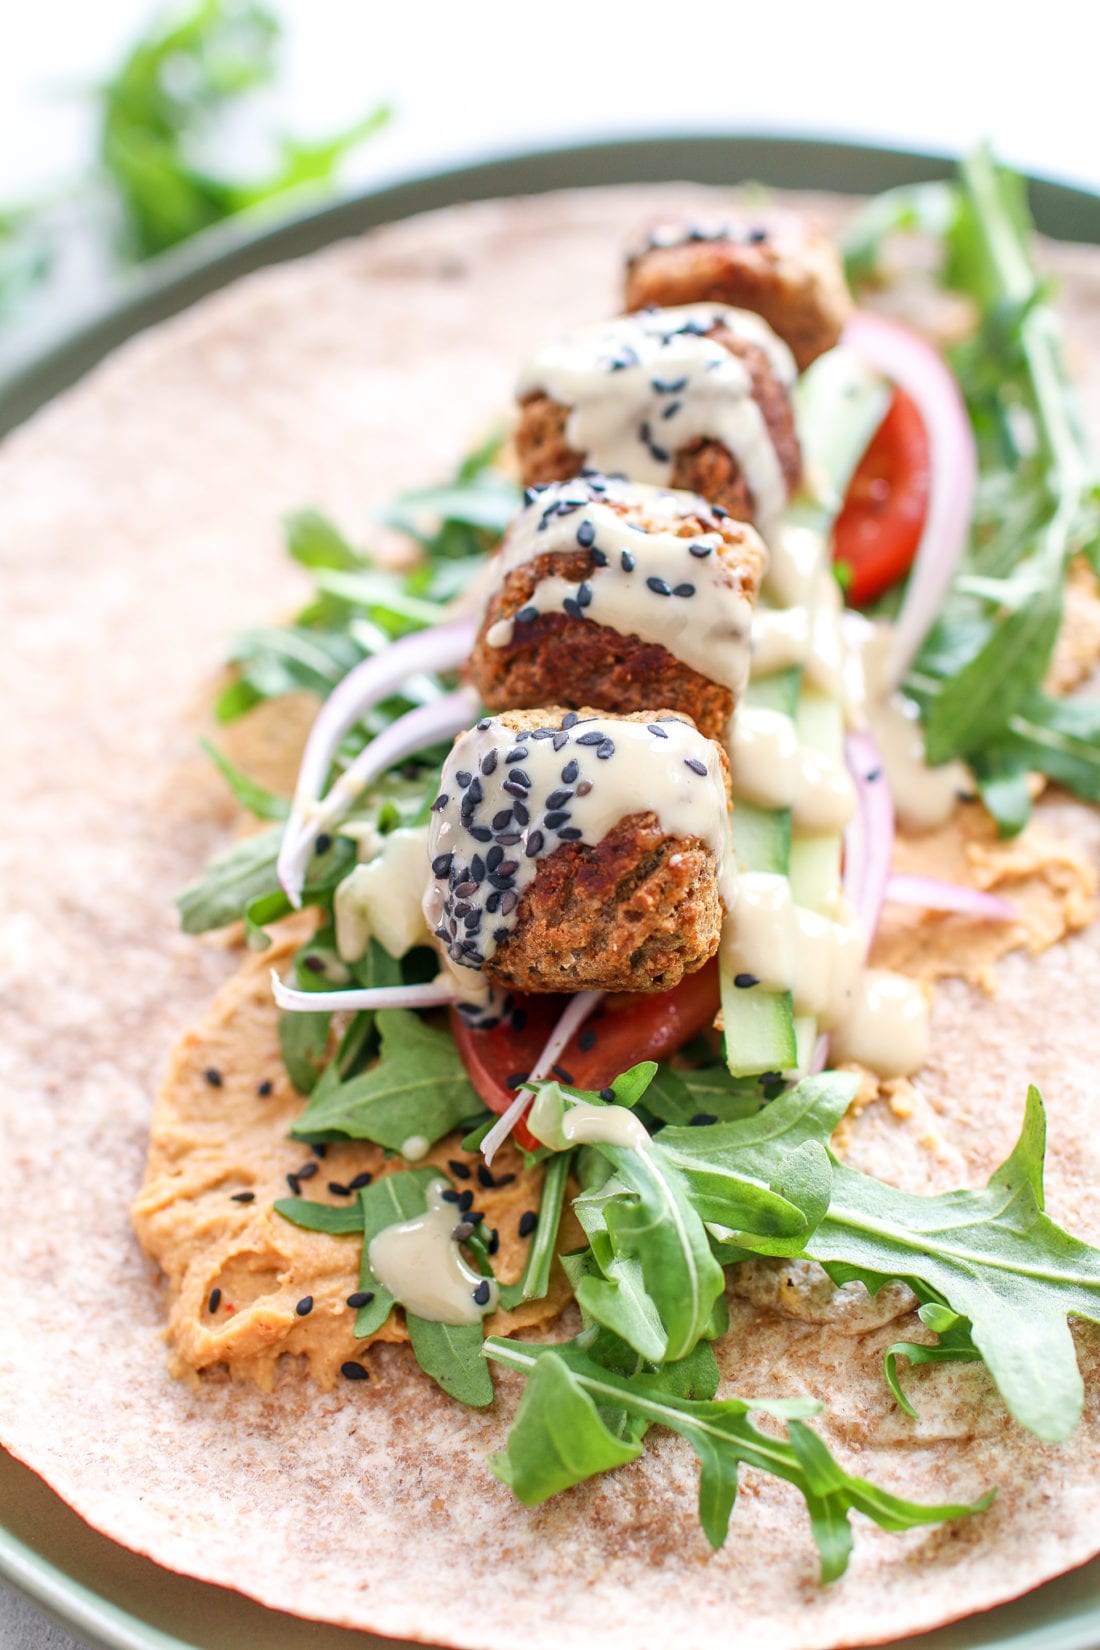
[834,388,930,606]
[450,960,721,1150]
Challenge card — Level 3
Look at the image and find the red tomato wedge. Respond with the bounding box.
[834,387,931,606]
[451,959,721,1151]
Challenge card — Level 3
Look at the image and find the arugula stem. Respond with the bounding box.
[518,1150,573,1303]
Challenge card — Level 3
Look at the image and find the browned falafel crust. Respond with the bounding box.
[514,329,801,523]
[469,508,765,742]
[481,708,729,995]
[623,217,851,371]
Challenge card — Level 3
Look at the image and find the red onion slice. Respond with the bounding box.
[842,312,977,689]
[279,685,479,906]
[481,991,605,1165]
[271,974,460,1013]
[885,874,1017,922]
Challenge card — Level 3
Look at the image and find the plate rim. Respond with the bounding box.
[4,127,1100,1650]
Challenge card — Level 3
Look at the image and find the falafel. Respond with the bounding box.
[515,305,800,538]
[469,475,765,742]
[424,706,733,995]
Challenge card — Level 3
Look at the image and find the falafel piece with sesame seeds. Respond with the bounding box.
[624,213,851,371]
[515,314,801,530]
[426,706,732,996]
[469,477,765,742]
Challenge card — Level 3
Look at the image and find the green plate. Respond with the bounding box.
[3,134,1099,1650]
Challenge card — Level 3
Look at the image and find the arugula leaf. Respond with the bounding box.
[1003,692,1100,801]
[291,1009,481,1150]
[198,739,289,820]
[674,1081,1100,1442]
[485,1340,990,1576]
[274,1197,362,1235]
[97,0,389,260]
[884,1303,984,1419]
[643,1063,765,1127]
[176,824,282,933]
[407,1318,494,1407]
[278,1009,330,1096]
[283,510,365,572]
[497,1150,574,1310]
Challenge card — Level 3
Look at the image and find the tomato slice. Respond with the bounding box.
[834,387,930,607]
[451,960,720,1150]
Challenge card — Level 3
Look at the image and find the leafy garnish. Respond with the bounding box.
[672,1081,1100,1442]
[845,146,1100,832]
[884,1303,983,1419]
[291,1009,481,1151]
[484,1338,991,1577]
[407,1318,494,1408]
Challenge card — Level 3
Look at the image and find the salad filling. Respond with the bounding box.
[134,148,1100,1586]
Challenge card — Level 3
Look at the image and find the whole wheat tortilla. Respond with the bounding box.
[3,182,1100,1650]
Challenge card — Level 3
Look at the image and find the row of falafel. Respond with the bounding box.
[426,213,852,999]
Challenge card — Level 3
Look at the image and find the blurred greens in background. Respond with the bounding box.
[0,0,389,325]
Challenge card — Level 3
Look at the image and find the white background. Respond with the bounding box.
[3,1,1098,1645]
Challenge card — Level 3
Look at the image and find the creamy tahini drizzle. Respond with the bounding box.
[424,711,734,973]
[483,476,759,695]
[726,706,855,834]
[721,874,864,1024]
[829,970,930,1077]
[367,1178,499,1325]
[517,305,796,541]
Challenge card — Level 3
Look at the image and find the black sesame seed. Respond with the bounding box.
[257,1079,273,1097]
[432,852,453,878]
[525,830,545,857]
[578,1029,598,1052]
[453,880,477,899]
[561,758,579,783]
[431,793,449,813]
[314,833,333,855]
[453,902,471,920]
[575,779,593,796]
[494,1172,517,1188]
[551,1064,574,1084]
[621,550,636,572]
[286,1173,301,1195]
[662,399,682,419]
[561,711,579,730]
[492,808,513,830]
[441,1187,461,1204]
[349,1171,373,1190]
[506,1071,530,1089]
[468,826,492,842]
[511,1006,527,1033]
[207,1287,222,1315]
[487,1228,500,1256]
[734,972,759,989]
[557,827,582,840]
[866,766,883,782]
[231,1191,255,1203]
[689,542,714,558]
[552,730,570,751]
[481,749,498,776]
[577,581,594,608]
[341,1361,370,1381]
[346,1290,374,1309]
[597,739,615,760]
[647,576,672,596]
[448,1158,472,1180]
[472,1280,492,1307]
[486,845,504,871]
[647,723,669,739]
[515,605,539,624]
[457,1189,475,1212]
[577,731,604,748]
[452,1220,476,1242]
[485,891,502,913]
[599,1087,616,1102]
[690,1112,718,1127]
[506,747,528,764]
[498,859,519,876]
[496,831,522,845]
[328,1181,351,1197]
[204,1067,223,1088]
[296,1162,318,1181]
[591,547,609,567]
[456,770,472,788]
[544,810,571,829]
[467,777,484,805]
[469,854,486,881]
[673,583,696,598]
[748,226,768,244]
[295,1296,314,1317]
[684,757,709,776]
[507,767,532,789]
[546,789,573,809]
[576,520,596,548]
[477,718,492,731]
[500,891,518,915]
[303,954,325,974]
[518,1211,538,1239]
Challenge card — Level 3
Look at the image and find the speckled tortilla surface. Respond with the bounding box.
[3,181,1100,1650]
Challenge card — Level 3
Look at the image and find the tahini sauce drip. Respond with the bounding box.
[517,305,796,541]
[368,1179,499,1325]
[424,712,734,972]
[483,476,759,696]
